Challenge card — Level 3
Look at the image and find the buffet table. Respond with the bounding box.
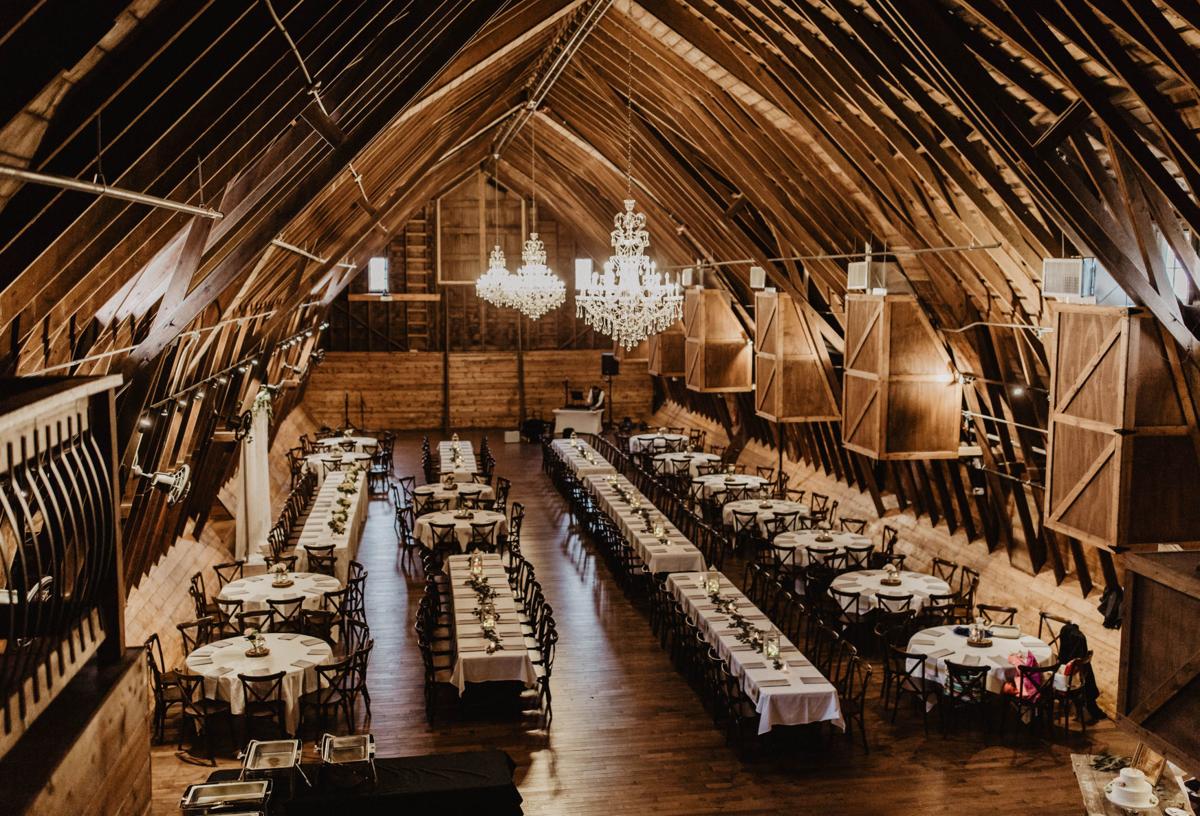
[205,750,523,815]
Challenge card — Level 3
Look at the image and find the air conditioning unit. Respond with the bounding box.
[1041,257,1097,299]
[847,260,901,292]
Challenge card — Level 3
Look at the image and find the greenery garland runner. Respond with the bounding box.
[465,572,505,654]
[707,588,784,671]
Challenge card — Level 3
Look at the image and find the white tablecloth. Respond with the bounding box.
[722,499,810,534]
[667,572,844,734]
[652,451,721,478]
[774,531,871,567]
[446,554,537,694]
[906,625,1053,694]
[305,451,371,486]
[414,510,509,551]
[551,438,618,477]
[294,469,368,581]
[585,474,706,573]
[830,569,950,613]
[185,633,332,733]
[438,440,477,479]
[317,435,377,452]
[414,482,495,504]
[628,432,688,453]
[217,572,342,614]
[553,407,603,435]
[693,473,769,499]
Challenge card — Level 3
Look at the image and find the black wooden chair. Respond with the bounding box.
[177,671,233,763]
[238,670,288,737]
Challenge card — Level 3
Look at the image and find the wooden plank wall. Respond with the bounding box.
[306,350,654,429]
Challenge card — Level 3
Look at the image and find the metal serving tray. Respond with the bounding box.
[241,739,302,773]
[320,733,375,765]
[179,780,270,813]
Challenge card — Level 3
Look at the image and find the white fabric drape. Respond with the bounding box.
[236,408,271,561]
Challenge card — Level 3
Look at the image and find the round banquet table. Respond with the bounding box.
[316,435,377,452]
[652,451,721,478]
[693,473,768,499]
[774,530,871,567]
[830,569,950,613]
[413,510,509,551]
[185,633,332,733]
[905,625,1054,694]
[217,571,342,614]
[628,432,688,453]
[414,482,495,504]
[722,498,810,534]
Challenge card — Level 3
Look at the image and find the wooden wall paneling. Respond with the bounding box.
[684,288,753,393]
[647,320,686,377]
[753,290,840,422]
[928,460,957,534]
[1117,551,1200,773]
[1045,304,1200,550]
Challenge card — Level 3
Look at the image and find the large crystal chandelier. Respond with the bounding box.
[501,113,565,320]
[577,200,681,349]
[476,154,512,307]
[576,13,682,350]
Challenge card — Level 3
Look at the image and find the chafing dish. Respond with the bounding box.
[179,779,270,814]
[320,733,377,784]
[240,738,310,791]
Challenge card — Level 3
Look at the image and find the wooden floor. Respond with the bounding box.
[150,431,1135,815]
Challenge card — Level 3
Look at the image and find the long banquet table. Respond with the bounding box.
[550,437,618,477]
[414,510,509,551]
[445,554,536,694]
[438,440,478,480]
[667,571,844,734]
[294,466,368,581]
[585,473,706,574]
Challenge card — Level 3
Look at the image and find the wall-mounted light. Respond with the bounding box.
[1010,385,1026,396]
[138,414,154,430]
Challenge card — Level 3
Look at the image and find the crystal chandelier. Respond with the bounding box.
[507,231,565,320]
[576,13,682,349]
[500,111,564,320]
[577,199,681,349]
[476,154,512,306]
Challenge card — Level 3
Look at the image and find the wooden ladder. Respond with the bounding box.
[401,209,432,350]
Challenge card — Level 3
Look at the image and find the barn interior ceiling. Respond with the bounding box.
[2,0,1200,590]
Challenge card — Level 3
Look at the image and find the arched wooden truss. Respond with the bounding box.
[1,0,1200,598]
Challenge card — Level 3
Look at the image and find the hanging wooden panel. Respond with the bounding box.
[647,321,685,377]
[841,293,961,459]
[1116,550,1200,773]
[753,290,839,422]
[683,288,752,393]
[1044,304,1200,550]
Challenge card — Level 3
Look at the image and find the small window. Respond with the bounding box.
[367,256,389,293]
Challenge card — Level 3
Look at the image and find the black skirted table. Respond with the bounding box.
[206,749,522,815]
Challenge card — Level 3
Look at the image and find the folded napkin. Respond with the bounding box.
[222,590,249,596]
[189,658,214,666]
[276,633,299,641]
[291,659,315,669]
[926,648,954,659]
[796,675,827,685]
[785,659,809,668]
[215,665,235,676]
[740,614,769,622]
[458,643,488,653]
[960,654,981,666]
[730,644,755,652]
[300,637,323,646]
[306,648,326,656]
[909,638,936,647]
[741,661,767,670]
[757,678,791,688]
[212,640,236,649]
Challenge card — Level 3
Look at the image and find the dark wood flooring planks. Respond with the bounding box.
[149,430,1135,815]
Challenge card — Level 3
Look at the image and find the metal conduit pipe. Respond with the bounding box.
[0,164,223,219]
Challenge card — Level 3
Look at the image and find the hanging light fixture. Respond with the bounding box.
[503,111,565,320]
[475,152,512,307]
[576,14,681,350]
